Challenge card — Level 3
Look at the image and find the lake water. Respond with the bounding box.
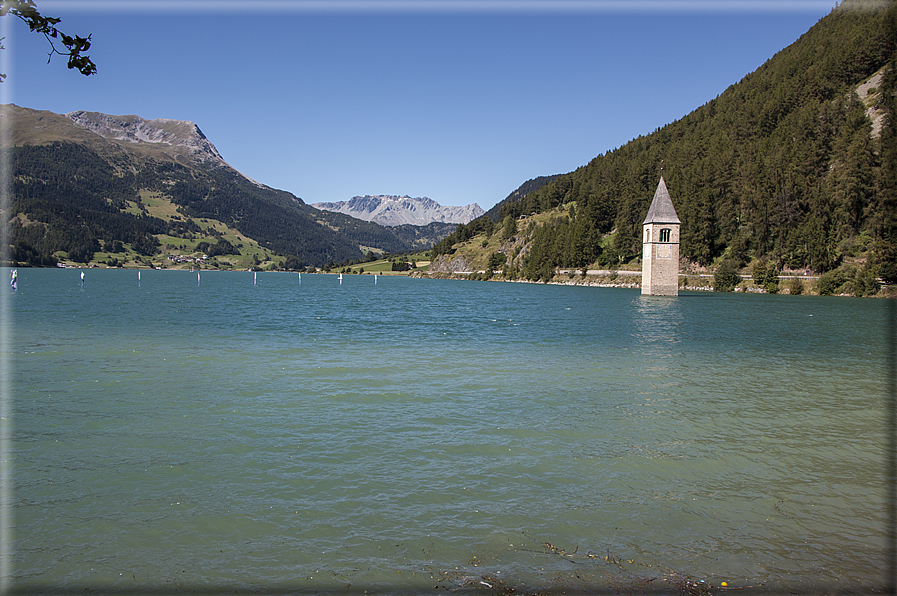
[4,268,892,594]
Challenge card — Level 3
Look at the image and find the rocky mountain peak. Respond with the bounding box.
[312,195,484,227]
[65,110,225,165]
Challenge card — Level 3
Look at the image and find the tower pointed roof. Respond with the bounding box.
[642,176,680,225]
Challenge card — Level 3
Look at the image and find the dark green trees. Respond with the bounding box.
[713,260,741,292]
[487,251,507,271]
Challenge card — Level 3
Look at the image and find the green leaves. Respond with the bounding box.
[1,0,96,78]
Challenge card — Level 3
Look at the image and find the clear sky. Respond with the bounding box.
[2,1,840,211]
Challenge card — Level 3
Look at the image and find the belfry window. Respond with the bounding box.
[660,228,671,243]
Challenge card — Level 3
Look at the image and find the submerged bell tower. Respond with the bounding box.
[641,176,681,296]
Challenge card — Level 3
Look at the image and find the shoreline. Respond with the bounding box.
[9,265,894,297]
[414,270,896,298]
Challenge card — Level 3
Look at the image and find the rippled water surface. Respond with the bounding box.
[7,268,892,593]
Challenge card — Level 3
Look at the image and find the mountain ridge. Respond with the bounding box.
[66,111,222,161]
[312,195,484,227]
[63,109,267,187]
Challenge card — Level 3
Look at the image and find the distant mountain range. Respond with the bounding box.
[312,195,484,227]
[9,0,892,281]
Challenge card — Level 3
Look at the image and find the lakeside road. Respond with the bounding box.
[414,269,841,295]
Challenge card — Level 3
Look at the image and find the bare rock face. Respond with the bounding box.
[66,110,225,165]
[428,254,476,273]
[312,195,484,227]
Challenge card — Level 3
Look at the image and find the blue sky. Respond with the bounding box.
[3,1,839,211]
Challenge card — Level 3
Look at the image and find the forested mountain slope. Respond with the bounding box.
[439,0,897,283]
[3,106,454,268]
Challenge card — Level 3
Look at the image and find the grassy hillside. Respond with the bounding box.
[328,251,432,276]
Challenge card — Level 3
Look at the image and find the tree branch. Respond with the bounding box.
[0,0,96,79]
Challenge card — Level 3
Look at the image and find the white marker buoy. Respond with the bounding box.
[138,270,141,287]
[254,271,257,286]
[80,271,84,288]
[197,271,200,286]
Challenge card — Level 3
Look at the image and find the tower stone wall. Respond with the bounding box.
[641,177,680,297]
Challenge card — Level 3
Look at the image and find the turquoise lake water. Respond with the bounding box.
[4,268,892,594]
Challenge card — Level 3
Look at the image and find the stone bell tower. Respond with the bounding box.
[641,176,681,296]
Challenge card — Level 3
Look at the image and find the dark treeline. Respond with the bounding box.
[10,143,164,265]
[309,211,456,256]
[437,0,897,281]
[383,221,458,250]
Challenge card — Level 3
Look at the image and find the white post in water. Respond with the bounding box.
[138,270,141,288]
[197,272,200,286]
[254,271,257,286]
[80,271,84,288]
